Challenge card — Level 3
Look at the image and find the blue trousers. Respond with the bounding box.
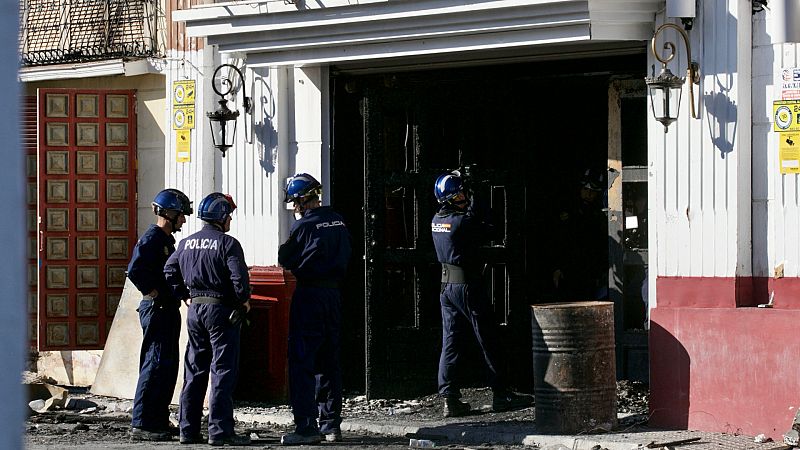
[438,282,506,398]
[288,286,342,436]
[179,303,241,441]
[131,299,180,430]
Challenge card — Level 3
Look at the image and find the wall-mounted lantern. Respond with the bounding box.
[645,23,700,132]
[207,64,252,157]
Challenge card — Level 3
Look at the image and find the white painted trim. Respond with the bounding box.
[174,0,659,65]
[736,0,753,276]
[243,25,592,67]
[18,58,166,82]
[123,58,167,76]
[18,60,126,82]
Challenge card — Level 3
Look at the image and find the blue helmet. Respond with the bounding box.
[152,189,193,217]
[198,192,236,223]
[434,172,464,204]
[284,173,322,203]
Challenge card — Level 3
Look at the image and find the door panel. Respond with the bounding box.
[37,89,136,351]
[362,80,528,398]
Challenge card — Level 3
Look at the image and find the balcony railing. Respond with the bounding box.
[19,0,164,67]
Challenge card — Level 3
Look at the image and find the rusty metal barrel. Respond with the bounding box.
[531,301,617,434]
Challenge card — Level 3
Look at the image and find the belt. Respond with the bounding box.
[191,296,226,305]
[441,263,471,283]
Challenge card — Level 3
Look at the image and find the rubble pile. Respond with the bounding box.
[616,380,648,415]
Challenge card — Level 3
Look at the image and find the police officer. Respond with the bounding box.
[278,173,351,446]
[128,188,192,441]
[164,192,251,446]
[551,168,608,300]
[431,171,531,417]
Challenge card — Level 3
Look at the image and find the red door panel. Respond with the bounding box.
[38,89,137,351]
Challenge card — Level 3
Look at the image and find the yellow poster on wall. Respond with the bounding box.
[779,132,800,174]
[173,80,195,106]
[172,106,195,130]
[773,100,800,132]
[176,130,191,163]
[172,80,196,130]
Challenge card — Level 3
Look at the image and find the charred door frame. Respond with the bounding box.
[608,79,649,381]
[361,80,530,398]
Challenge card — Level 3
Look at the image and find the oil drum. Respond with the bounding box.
[531,301,617,434]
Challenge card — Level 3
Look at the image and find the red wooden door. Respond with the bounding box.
[37,89,137,351]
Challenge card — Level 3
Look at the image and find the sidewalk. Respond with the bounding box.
[40,385,794,449]
[233,406,793,450]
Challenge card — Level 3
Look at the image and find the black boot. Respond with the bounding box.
[443,398,471,417]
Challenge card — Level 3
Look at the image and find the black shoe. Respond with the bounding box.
[492,392,533,412]
[130,427,172,441]
[443,398,471,417]
[179,434,204,444]
[209,432,251,446]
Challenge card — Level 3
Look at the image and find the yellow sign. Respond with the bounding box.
[176,130,191,163]
[773,100,800,132]
[172,80,196,106]
[779,132,800,174]
[172,106,195,130]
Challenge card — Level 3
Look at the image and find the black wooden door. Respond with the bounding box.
[361,79,530,399]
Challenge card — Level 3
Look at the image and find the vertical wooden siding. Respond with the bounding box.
[650,0,749,279]
[752,9,800,278]
[220,66,286,267]
[167,0,204,52]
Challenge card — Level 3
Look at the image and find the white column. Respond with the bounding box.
[289,66,330,201]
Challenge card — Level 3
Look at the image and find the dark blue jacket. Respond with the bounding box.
[431,205,489,275]
[164,224,251,305]
[278,206,351,283]
[127,224,176,302]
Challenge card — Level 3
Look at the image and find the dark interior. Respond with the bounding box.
[329,53,648,396]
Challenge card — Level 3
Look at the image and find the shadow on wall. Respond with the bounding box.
[648,319,690,429]
[59,351,74,386]
[254,76,278,175]
[703,74,737,159]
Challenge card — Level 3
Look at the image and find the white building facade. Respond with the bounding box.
[170,0,800,438]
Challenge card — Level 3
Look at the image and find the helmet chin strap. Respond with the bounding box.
[294,195,317,217]
[165,210,182,233]
[156,207,182,233]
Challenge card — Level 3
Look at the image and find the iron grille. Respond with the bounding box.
[20,0,164,66]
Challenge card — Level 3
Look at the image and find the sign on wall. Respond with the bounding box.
[780,68,800,100]
[776,69,800,175]
[773,100,800,132]
[172,80,196,131]
[172,80,195,163]
[176,129,191,163]
[779,132,800,174]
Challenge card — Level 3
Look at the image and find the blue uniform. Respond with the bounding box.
[127,224,180,432]
[278,206,351,437]
[431,205,507,399]
[164,224,250,442]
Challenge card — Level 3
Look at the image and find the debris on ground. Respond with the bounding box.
[784,409,800,446]
[616,379,648,414]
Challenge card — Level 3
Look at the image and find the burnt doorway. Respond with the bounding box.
[330,54,646,398]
